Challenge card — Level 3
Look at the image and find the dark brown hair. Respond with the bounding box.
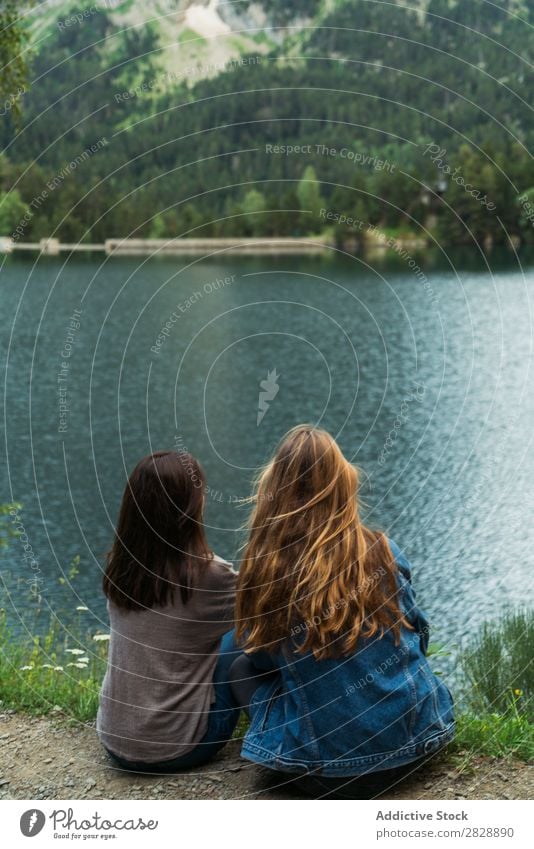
[103,451,211,610]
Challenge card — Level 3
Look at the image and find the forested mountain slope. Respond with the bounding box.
[1,0,532,245]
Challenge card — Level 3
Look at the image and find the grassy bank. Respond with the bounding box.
[454,712,533,762]
[0,609,106,722]
[453,609,533,762]
[0,604,532,761]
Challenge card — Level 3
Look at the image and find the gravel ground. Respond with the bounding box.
[0,711,531,800]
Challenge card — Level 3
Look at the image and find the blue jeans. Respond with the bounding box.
[106,630,243,773]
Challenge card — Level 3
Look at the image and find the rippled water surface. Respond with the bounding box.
[2,250,534,657]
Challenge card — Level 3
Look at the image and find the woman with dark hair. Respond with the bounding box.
[97,450,240,772]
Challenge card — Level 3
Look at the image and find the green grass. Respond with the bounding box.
[462,608,533,719]
[232,711,251,740]
[454,710,534,762]
[451,609,534,764]
[0,608,108,723]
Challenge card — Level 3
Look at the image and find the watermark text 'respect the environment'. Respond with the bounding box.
[11,138,108,243]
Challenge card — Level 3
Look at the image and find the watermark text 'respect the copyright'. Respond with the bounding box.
[265,143,396,172]
[58,308,82,434]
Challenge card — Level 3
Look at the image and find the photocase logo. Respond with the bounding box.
[20,809,46,837]
[257,368,280,425]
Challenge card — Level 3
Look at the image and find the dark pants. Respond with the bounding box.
[228,653,431,800]
[283,758,430,799]
[106,630,243,773]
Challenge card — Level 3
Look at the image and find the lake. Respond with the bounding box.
[1,248,533,662]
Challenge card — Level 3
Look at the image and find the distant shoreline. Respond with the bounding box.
[0,236,333,257]
[0,234,434,257]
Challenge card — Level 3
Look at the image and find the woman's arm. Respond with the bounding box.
[204,557,237,636]
[389,539,430,654]
[245,648,278,672]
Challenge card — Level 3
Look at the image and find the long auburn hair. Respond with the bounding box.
[103,451,211,610]
[236,425,411,659]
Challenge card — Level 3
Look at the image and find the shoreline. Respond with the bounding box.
[3,237,531,260]
[0,234,432,257]
[1,236,334,257]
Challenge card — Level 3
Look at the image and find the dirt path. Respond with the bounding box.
[0,710,531,800]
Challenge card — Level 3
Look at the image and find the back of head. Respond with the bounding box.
[236,425,409,658]
[103,450,211,610]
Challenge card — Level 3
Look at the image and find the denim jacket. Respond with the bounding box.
[241,540,455,776]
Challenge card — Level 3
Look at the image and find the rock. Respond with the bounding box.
[0,779,10,787]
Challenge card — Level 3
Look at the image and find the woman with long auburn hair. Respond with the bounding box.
[97,450,241,772]
[231,425,454,798]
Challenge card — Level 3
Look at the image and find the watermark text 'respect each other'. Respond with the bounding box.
[290,565,387,641]
[151,274,235,355]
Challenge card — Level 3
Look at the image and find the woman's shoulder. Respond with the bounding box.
[211,553,236,574]
[201,553,237,590]
[387,537,412,580]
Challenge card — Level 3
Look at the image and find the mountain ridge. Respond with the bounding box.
[0,0,532,246]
